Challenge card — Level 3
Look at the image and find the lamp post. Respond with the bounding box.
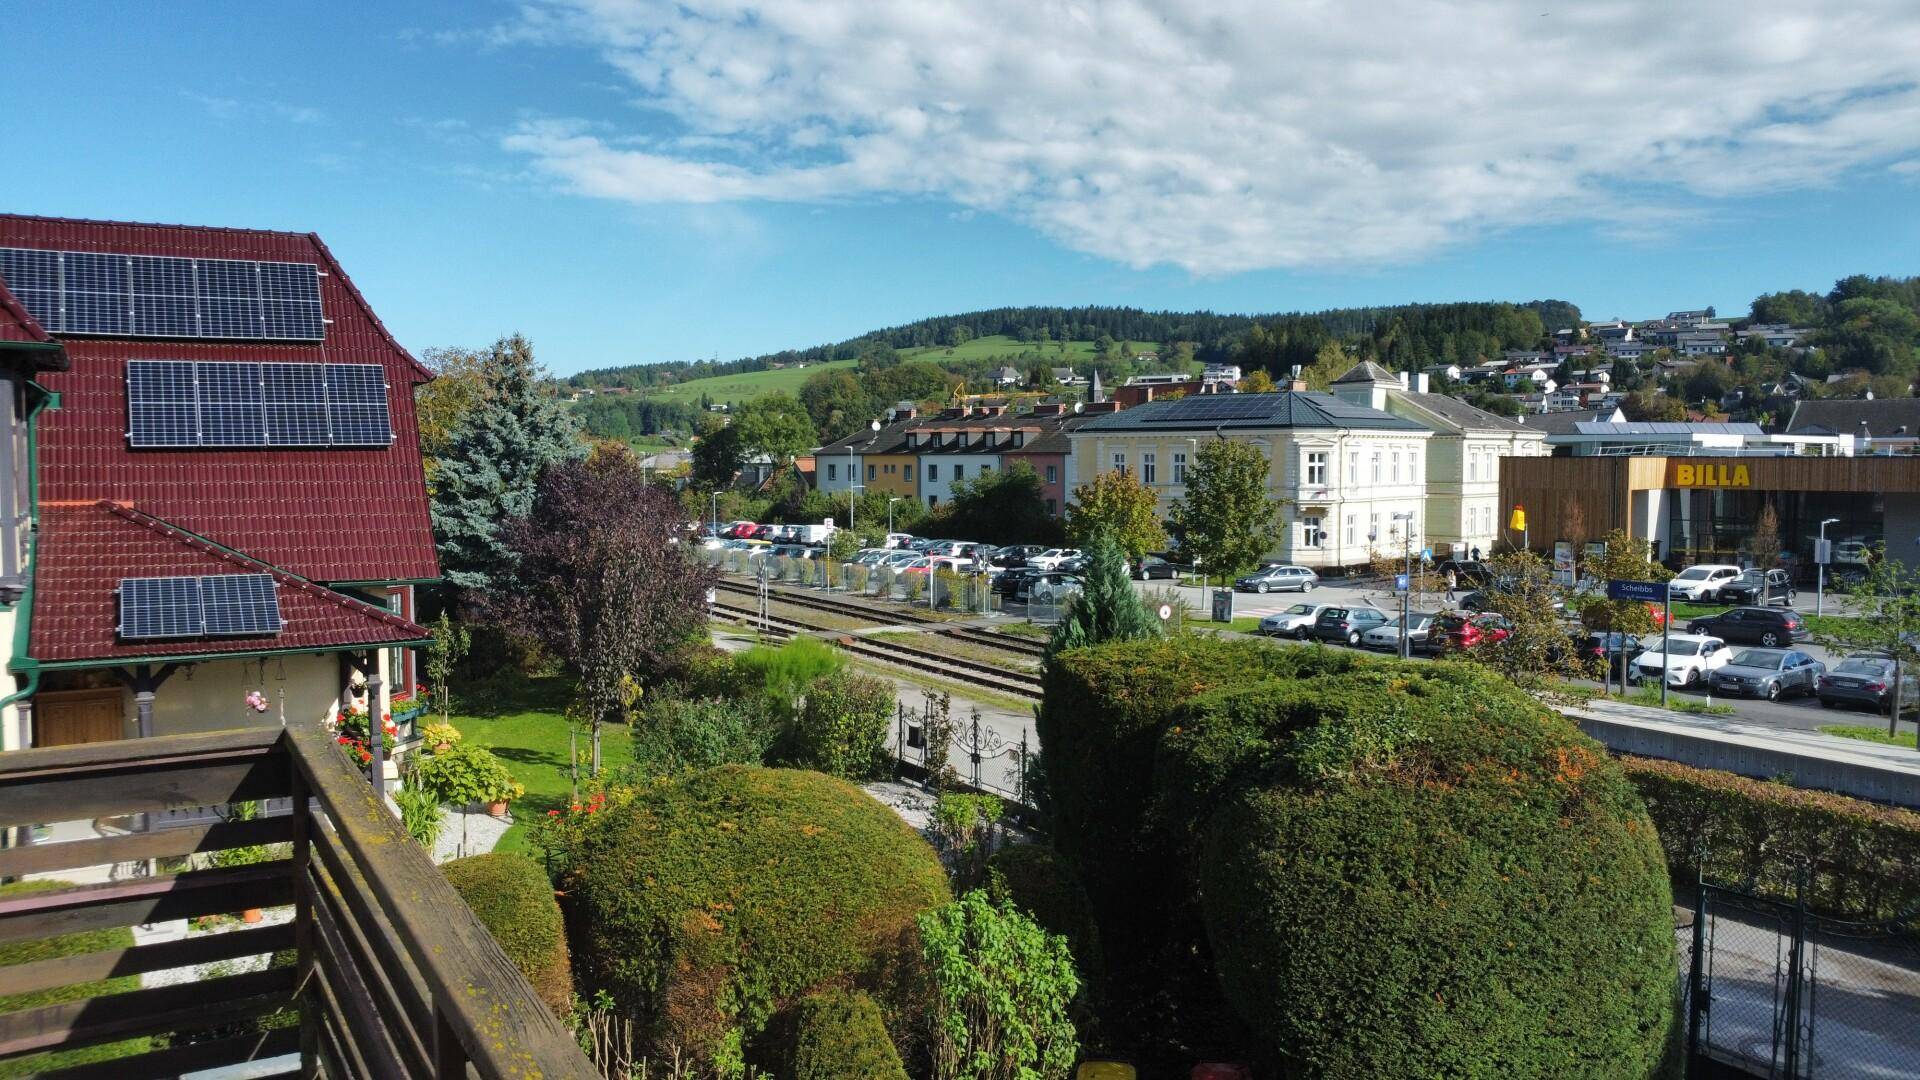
[1816,517,1840,616]
[888,496,903,536]
[710,490,724,538]
[1393,511,1415,659]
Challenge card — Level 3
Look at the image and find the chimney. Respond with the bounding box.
[1398,371,1409,390]
[1288,379,1307,392]
[1030,402,1066,416]
[1083,401,1123,414]
[942,406,966,418]
[892,401,917,420]
[1416,373,1430,393]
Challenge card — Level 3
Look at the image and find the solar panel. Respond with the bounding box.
[118,577,206,639]
[325,364,393,446]
[118,574,281,639]
[200,574,283,635]
[0,247,324,340]
[263,363,330,445]
[128,360,391,448]
[126,361,199,448]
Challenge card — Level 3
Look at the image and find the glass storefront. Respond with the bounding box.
[1663,489,1882,575]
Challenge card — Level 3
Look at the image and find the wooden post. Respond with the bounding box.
[290,766,320,1080]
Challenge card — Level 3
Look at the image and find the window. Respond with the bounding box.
[980,464,991,475]
[1143,452,1157,484]
[1173,452,1187,484]
[1302,517,1324,548]
[827,463,838,482]
[1370,452,1381,483]
[928,495,938,507]
[1346,451,1358,485]
[1344,514,1356,545]
[927,463,938,482]
[1370,512,1381,542]
[1390,451,1401,483]
[1046,464,1058,484]
[904,464,914,481]
[867,464,876,482]
[1113,452,1127,475]
[1046,498,1057,515]
[1305,451,1327,486]
[1467,453,1478,482]
[953,464,965,481]
[1410,449,1419,478]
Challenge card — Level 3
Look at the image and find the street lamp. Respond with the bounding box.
[1392,511,1415,659]
[888,496,903,536]
[1817,517,1841,616]
[710,490,724,538]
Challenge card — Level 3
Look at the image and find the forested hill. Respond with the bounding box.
[566,299,1583,388]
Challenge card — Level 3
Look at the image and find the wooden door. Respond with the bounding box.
[33,688,127,747]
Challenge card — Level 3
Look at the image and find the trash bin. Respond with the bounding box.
[1075,1062,1137,1080]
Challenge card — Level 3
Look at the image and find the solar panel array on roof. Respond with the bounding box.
[119,573,282,640]
[1162,395,1286,421]
[126,360,393,448]
[0,247,323,340]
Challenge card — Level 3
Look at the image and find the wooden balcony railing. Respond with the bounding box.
[0,722,597,1078]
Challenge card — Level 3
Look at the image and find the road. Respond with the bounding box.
[1120,576,1917,738]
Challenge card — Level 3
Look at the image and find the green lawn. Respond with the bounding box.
[896,335,1159,365]
[442,675,630,854]
[633,358,859,406]
[1190,615,1263,634]
[1818,724,1918,749]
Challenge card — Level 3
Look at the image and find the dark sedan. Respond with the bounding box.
[1134,555,1180,580]
[1818,655,1918,715]
[1707,648,1824,701]
[993,566,1040,599]
[1311,606,1390,646]
[1715,569,1795,607]
[1578,631,1644,676]
[1685,607,1810,647]
[990,545,1047,568]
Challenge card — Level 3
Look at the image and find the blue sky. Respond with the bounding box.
[6,1,1919,375]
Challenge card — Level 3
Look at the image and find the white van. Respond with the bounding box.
[793,523,837,545]
[1665,564,1742,602]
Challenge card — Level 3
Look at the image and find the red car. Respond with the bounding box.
[1430,612,1513,653]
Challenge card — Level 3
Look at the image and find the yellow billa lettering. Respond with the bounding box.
[1732,465,1750,487]
[1675,464,1694,485]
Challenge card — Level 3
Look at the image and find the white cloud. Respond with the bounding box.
[495,1,1920,274]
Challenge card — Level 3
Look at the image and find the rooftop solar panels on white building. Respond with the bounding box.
[0,247,323,340]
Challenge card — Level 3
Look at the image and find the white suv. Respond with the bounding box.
[1026,548,1082,571]
[1631,634,1734,688]
[1665,564,1743,602]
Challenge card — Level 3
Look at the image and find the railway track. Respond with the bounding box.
[713,578,1049,660]
[708,598,1046,700]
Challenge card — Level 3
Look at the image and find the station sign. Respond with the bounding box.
[1607,579,1670,603]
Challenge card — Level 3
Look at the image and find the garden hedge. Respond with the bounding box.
[441,853,571,1016]
[987,843,1104,994]
[562,765,949,1062]
[786,989,909,1080]
[1621,754,1920,919]
[1042,643,1678,1076]
[0,880,150,1078]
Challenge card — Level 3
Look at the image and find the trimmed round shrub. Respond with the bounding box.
[441,853,572,1017]
[563,765,949,1060]
[0,881,150,1078]
[1182,660,1675,1076]
[787,989,909,1080]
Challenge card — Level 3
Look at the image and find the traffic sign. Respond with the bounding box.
[1157,604,1173,621]
[1394,573,1409,591]
[1607,579,1669,603]
[1814,539,1832,565]
[1421,546,1433,560]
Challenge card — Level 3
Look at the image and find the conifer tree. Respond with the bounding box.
[1048,531,1162,657]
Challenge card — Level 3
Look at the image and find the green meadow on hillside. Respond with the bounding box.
[636,357,861,405]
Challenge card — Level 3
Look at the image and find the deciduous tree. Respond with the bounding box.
[925,462,1061,546]
[733,392,818,465]
[1237,369,1278,393]
[1822,551,1920,736]
[1167,439,1281,583]
[1578,529,1671,637]
[1065,470,1165,563]
[690,415,746,490]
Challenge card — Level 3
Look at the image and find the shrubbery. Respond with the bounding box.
[785,670,894,780]
[440,852,572,1017]
[560,765,948,1065]
[1040,640,1677,1074]
[787,989,910,1080]
[1622,753,1920,918]
[0,881,149,1078]
[915,891,1080,1080]
[986,844,1103,1003]
[628,693,778,778]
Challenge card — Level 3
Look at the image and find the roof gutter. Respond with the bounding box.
[0,384,58,717]
[13,637,436,673]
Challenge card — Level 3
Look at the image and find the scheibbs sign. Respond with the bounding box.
[1668,462,1752,489]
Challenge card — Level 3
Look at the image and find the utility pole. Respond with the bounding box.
[1394,512,1415,659]
[888,496,902,536]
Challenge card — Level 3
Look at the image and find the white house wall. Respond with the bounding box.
[917,453,1001,507]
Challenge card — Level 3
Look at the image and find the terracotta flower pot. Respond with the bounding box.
[434,742,452,754]
[487,801,509,818]
[241,908,264,924]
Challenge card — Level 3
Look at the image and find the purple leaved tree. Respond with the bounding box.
[493,446,716,776]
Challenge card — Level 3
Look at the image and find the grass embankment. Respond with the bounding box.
[896,335,1159,365]
[1819,724,1919,749]
[443,675,631,854]
[636,358,860,406]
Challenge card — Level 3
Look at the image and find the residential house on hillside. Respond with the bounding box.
[1069,380,1432,568]
[1049,367,1087,387]
[1738,324,1811,350]
[1514,406,1627,438]
[1786,398,1920,454]
[1330,363,1546,557]
[992,365,1022,387]
[0,213,435,754]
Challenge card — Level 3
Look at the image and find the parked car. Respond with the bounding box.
[1715,569,1795,607]
[1361,613,1434,652]
[1684,607,1810,647]
[1579,630,1644,676]
[1665,564,1743,601]
[924,540,982,559]
[1055,556,1089,574]
[1429,612,1513,654]
[1832,539,1872,567]
[721,520,759,539]
[991,545,1047,568]
[1459,588,1565,617]
[854,548,893,565]
[995,566,1041,599]
[1312,606,1390,646]
[1257,602,1333,639]
[1134,555,1180,580]
[883,532,916,549]
[880,550,922,568]
[1234,565,1319,593]
[1708,648,1824,701]
[1027,548,1082,571]
[1437,560,1493,587]
[1817,654,1919,714]
[1028,572,1084,604]
[1631,634,1734,688]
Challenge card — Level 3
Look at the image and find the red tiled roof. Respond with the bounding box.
[0,272,52,345]
[0,213,438,583]
[29,500,429,664]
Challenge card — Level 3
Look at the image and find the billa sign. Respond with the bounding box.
[1669,462,1752,489]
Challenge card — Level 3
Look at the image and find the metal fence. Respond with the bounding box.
[1684,870,1920,1078]
[892,694,1032,807]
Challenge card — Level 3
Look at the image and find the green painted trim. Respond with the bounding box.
[16,637,436,672]
[0,386,55,708]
